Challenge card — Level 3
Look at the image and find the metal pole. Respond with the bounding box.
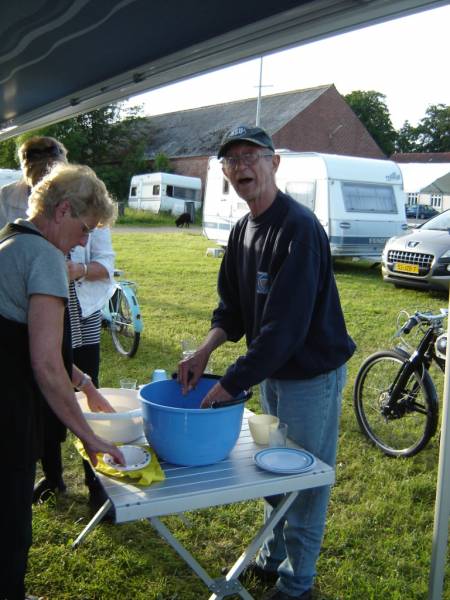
[428,293,450,599]
[255,57,263,127]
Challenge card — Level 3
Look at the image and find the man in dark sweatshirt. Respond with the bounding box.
[178,125,355,600]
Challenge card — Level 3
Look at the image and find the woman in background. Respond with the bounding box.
[34,226,116,509]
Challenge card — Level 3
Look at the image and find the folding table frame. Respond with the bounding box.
[73,410,334,599]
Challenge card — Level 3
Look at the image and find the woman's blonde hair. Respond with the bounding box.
[28,163,116,227]
[18,136,68,186]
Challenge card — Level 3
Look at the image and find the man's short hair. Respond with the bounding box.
[218,126,275,158]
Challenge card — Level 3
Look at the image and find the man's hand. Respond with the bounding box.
[178,346,210,394]
[200,382,233,408]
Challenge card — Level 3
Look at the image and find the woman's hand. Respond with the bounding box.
[85,387,115,413]
[66,259,86,281]
[83,436,124,466]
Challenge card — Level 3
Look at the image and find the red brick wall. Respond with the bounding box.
[273,86,385,159]
[148,155,209,200]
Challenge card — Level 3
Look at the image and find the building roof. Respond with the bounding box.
[421,171,450,194]
[391,152,450,163]
[396,163,450,193]
[139,85,332,159]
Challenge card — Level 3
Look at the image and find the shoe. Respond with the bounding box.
[262,587,313,600]
[32,477,66,504]
[221,560,278,584]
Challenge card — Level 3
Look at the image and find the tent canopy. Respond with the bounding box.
[1,0,447,140]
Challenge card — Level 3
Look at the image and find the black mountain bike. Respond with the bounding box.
[353,309,448,457]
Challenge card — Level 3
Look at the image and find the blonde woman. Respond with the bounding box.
[0,163,123,600]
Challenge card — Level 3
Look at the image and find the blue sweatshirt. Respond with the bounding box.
[212,191,356,398]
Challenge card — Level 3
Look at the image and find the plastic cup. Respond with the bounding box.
[120,378,137,390]
[152,369,168,382]
[181,337,197,360]
[269,422,288,447]
[248,414,279,445]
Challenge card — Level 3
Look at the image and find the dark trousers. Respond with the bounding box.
[40,343,101,488]
[0,463,36,600]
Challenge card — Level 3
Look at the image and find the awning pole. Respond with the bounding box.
[428,294,450,599]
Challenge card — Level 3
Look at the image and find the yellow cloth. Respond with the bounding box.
[74,439,165,486]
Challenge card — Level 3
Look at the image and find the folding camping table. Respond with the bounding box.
[73,410,335,599]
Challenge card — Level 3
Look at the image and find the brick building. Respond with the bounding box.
[137,84,384,196]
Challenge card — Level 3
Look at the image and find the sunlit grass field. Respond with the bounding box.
[29,229,450,599]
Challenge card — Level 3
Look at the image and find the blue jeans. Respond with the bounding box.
[257,365,347,597]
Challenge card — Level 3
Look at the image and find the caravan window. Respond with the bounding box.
[167,185,200,201]
[153,185,160,195]
[130,186,137,197]
[342,182,397,213]
[285,182,316,211]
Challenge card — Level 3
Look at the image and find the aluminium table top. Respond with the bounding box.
[98,409,335,523]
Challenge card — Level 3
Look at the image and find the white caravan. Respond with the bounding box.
[128,172,202,217]
[0,168,22,188]
[203,151,408,259]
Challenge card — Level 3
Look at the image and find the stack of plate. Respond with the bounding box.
[254,448,316,474]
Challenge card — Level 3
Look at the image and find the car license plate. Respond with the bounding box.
[394,262,419,274]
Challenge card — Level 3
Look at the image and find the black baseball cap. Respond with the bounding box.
[217,125,275,158]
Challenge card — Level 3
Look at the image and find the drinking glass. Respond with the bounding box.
[269,422,288,447]
[120,378,137,390]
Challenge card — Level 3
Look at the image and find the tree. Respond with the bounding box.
[344,90,397,156]
[415,104,450,152]
[396,121,419,153]
[395,104,450,153]
[1,103,149,201]
[0,138,19,169]
[153,152,172,173]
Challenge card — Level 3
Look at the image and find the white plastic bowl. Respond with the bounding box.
[76,387,143,443]
[248,414,279,445]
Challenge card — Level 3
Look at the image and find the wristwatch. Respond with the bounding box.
[75,372,92,391]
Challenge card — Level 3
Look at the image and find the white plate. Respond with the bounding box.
[104,445,151,472]
[254,448,316,474]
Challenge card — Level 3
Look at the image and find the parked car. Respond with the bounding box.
[405,204,439,219]
[382,209,450,290]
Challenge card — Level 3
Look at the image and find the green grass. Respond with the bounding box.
[116,207,202,226]
[29,233,450,599]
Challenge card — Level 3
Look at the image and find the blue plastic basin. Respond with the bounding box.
[139,378,244,466]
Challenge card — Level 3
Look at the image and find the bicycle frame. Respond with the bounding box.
[102,280,143,333]
[386,314,446,419]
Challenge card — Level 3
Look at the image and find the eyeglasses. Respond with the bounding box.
[221,152,273,170]
[78,218,96,235]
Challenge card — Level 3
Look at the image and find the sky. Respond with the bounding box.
[128,4,450,130]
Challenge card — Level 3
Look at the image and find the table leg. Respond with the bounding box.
[210,491,299,599]
[149,516,254,599]
[71,499,113,549]
[149,492,298,600]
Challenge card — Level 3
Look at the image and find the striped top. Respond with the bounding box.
[68,280,101,348]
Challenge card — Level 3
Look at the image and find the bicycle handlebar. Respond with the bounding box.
[402,316,419,335]
[396,308,448,337]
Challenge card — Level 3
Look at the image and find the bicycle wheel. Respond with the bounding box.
[109,288,140,357]
[353,350,438,457]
